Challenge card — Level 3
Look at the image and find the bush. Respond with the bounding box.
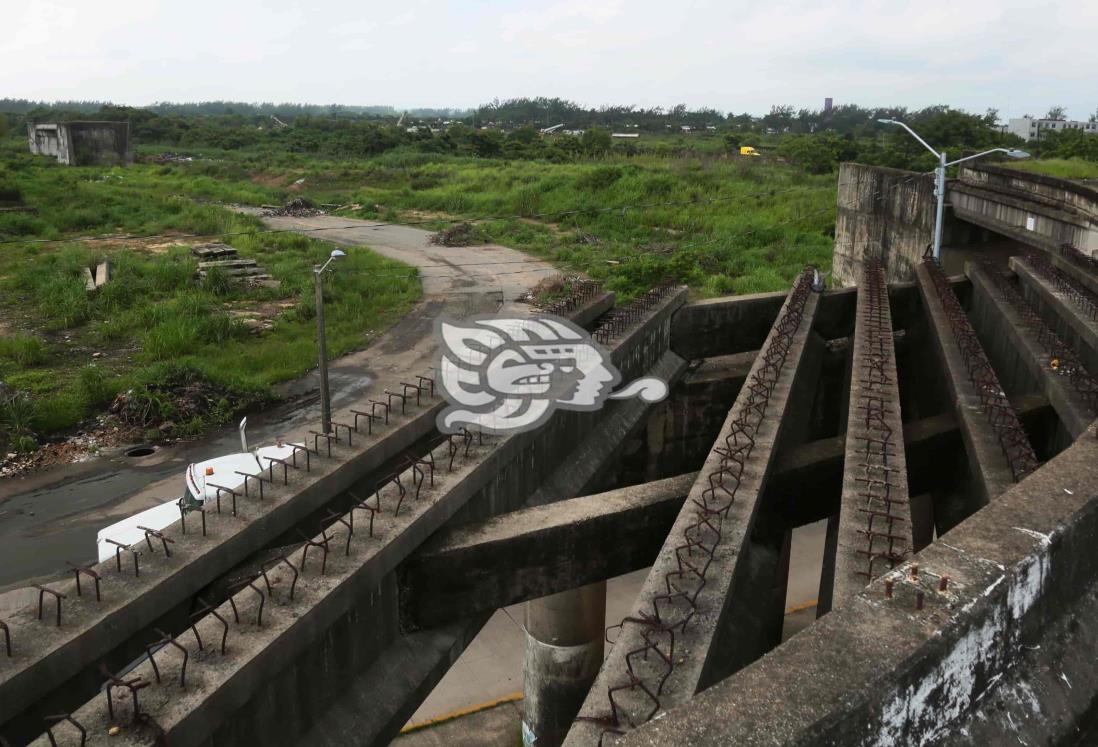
[0,334,47,366]
[78,364,116,406]
[202,266,233,296]
[577,166,623,191]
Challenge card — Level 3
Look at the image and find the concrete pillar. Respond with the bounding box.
[522,581,606,747]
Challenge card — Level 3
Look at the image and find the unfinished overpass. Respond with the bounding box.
[3,172,1098,747]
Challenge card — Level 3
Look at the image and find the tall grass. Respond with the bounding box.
[1007,158,1098,180]
[0,140,420,438]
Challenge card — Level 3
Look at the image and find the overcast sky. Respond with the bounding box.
[3,0,1095,119]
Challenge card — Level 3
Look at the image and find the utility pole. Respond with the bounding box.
[313,249,346,434]
[877,120,1029,261]
[314,264,332,434]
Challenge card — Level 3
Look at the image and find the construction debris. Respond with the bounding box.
[149,152,199,163]
[430,222,486,247]
[261,197,325,217]
[83,261,111,292]
[192,243,280,288]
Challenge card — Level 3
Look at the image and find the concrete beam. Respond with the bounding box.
[914,261,1027,512]
[568,276,821,744]
[300,614,491,747]
[405,389,1055,632]
[618,418,1098,747]
[0,387,443,737]
[402,473,697,628]
[26,289,689,747]
[1011,255,1098,375]
[967,262,1097,440]
[670,281,967,361]
[825,262,912,611]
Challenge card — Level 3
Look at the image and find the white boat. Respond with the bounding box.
[96,419,303,563]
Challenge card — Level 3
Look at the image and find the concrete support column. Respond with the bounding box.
[522,582,606,747]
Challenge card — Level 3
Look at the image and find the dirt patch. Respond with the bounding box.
[0,423,135,479]
[81,232,194,254]
[250,172,291,189]
[224,299,296,334]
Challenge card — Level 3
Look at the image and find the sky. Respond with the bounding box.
[2,0,1096,120]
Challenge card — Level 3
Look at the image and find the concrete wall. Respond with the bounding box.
[832,163,937,287]
[93,291,689,747]
[27,122,132,166]
[622,418,1098,746]
[951,164,1098,255]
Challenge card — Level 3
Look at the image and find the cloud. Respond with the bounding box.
[0,0,1093,117]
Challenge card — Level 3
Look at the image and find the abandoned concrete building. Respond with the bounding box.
[1,162,1098,747]
[26,122,132,167]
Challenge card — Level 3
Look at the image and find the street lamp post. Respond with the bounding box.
[877,119,1029,261]
[314,249,346,433]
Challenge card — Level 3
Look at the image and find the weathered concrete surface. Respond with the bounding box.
[826,263,912,610]
[25,289,687,747]
[26,122,132,167]
[619,417,1098,747]
[832,163,936,287]
[915,262,1018,513]
[0,385,443,740]
[299,613,492,747]
[567,281,821,745]
[523,352,689,508]
[1012,255,1098,376]
[670,280,963,361]
[952,164,1098,256]
[402,473,697,628]
[523,583,606,747]
[394,700,521,747]
[967,262,1097,440]
[626,353,754,481]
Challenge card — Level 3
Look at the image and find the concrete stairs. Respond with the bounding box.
[192,242,280,288]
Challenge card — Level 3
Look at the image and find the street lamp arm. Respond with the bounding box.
[877,118,941,158]
[944,148,1026,168]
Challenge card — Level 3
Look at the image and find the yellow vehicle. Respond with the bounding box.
[739,146,761,157]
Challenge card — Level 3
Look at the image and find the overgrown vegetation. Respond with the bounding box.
[0,139,418,450]
[5,94,1093,454]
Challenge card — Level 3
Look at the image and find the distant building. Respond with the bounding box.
[611,133,639,138]
[1007,116,1098,141]
[27,122,132,166]
[824,97,834,114]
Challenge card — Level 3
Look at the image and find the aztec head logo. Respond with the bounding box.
[435,315,668,435]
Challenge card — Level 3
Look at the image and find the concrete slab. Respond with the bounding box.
[1012,255,1098,375]
[828,261,912,609]
[967,262,1097,439]
[568,274,822,744]
[914,261,1030,512]
[620,417,1098,746]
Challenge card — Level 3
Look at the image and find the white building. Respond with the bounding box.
[1007,116,1098,141]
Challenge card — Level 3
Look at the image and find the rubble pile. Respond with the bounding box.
[110,372,233,431]
[262,197,325,217]
[429,222,486,247]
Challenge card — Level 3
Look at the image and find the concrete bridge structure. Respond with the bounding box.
[3,165,1098,747]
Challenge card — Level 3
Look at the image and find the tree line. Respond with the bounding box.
[3,97,1096,173]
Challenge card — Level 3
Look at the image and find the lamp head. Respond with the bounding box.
[1006,149,1030,159]
[877,118,899,125]
[330,249,346,259]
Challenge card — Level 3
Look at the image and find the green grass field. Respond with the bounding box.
[0,141,419,448]
[0,139,836,449]
[1006,158,1098,180]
